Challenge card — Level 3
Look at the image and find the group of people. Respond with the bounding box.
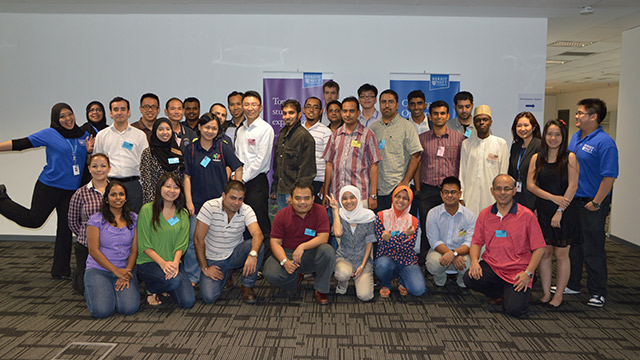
[0,80,618,319]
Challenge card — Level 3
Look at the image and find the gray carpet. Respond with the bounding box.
[1,239,639,360]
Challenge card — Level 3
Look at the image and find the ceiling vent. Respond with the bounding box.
[548,40,595,47]
[558,51,597,56]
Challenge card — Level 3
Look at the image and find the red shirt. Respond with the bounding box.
[271,203,330,250]
[472,202,546,287]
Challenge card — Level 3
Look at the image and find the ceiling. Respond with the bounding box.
[2,0,640,95]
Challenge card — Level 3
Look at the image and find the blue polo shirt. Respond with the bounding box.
[28,128,89,190]
[568,126,618,198]
[184,137,243,213]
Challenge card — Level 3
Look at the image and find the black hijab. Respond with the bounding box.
[50,103,85,139]
[149,117,184,172]
[81,100,108,136]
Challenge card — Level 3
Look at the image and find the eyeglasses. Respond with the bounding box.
[328,109,341,113]
[359,95,376,99]
[141,105,159,110]
[304,105,322,110]
[575,111,593,116]
[441,190,459,196]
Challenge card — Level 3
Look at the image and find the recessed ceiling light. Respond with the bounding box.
[546,60,570,64]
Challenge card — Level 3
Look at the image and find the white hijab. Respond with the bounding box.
[338,186,376,225]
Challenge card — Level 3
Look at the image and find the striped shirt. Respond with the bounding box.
[68,182,104,246]
[197,197,258,261]
[419,128,465,186]
[304,120,333,182]
[323,123,381,201]
[370,114,423,196]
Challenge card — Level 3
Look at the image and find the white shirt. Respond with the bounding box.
[303,120,333,182]
[197,197,258,261]
[93,124,148,178]
[459,134,509,215]
[235,117,275,182]
[411,116,430,136]
[426,203,476,250]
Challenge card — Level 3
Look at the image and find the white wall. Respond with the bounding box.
[0,13,547,236]
[610,26,640,245]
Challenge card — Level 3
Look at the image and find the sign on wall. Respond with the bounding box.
[390,73,461,119]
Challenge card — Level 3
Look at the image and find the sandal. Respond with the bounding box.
[398,284,408,296]
[379,287,390,298]
[146,292,162,306]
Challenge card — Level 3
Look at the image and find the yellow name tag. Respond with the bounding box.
[351,140,361,148]
[458,230,467,238]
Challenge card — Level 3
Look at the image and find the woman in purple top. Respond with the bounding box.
[84,180,140,318]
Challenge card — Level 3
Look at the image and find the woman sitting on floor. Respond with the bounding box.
[84,180,139,318]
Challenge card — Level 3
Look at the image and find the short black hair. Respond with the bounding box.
[227,91,244,103]
[326,100,342,111]
[342,96,360,109]
[290,180,314,196]
[578,98,607,124]
[140,93,160,106]
[357,83,378,97]
[453,91,473,105]
[281,99,301,113]
[429,100,449,114]
[440,176,461,190]
[380,89,398,102]
[407,90,425,102]
[224,180,245,195]
[109,96,130,110]
[165,97,183,109]
[242,90,262,105]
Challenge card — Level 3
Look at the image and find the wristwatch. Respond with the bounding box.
[452,251,459,257]
[370,194,378,200]
[280,258,288,267]
[525,270,533,278]
[592,201,601,209]
[249,250,258,257]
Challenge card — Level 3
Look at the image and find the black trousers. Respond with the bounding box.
[312,181,324,205]
[72,243,89,294]
[418,184,444,264]
[463,261,530,318]
[244,173,271,242]
[0,180,74,277]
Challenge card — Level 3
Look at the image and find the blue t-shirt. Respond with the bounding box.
[568,126,618,198]
[184,138,243,213]
[28,128,89,190]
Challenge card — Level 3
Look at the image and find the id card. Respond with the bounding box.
[248,138,256,146]
[458,230,466,238]
[73,165,80,176]
[378,140,385,150]
[495,230,507,238]
[464,128,472,138]
[168,157,180,164]
[487,153,499,162]
[436,146,445,157]
[122,141,133,150]
[351,140,361,148]
[167,216,180,226]
[390,230,401,237]
[200,156,211,168]
[304,228,316,236]
[516,181,522,193]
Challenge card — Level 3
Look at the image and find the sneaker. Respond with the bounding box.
[587,295,605,308]
[336,281,348,295]
[550,286,580,295]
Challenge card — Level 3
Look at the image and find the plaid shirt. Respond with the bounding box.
[68,182,103,246]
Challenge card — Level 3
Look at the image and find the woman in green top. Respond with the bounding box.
[136,172,195,308]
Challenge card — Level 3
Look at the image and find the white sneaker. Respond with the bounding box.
[550,286,580,295]
[336,281,348,295]
[587,295,605,308]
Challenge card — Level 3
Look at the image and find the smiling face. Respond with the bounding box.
[545,124,563,150]
[440,183,461,207]
[88,104,104,124]
[164,99,184,122]
[491,175,516,207]
[303,98,322,122]
[282,105,302,127]
[327,103,342,123]
[156,122,173,143]
[515,116,533,141]
[359,90,376,110]
[393,190,410,212]
[160,178,181,203]
[88,155,110,181]
[429,106,450,128]
[242,96,262,122]
[198,119,218,142]
[110,100,131,126]
[291,187,313,215]
[107,184,126,211]
[58,108,76,130]
[575,105,597,131]
[184,100,200,122]
[341,191,358,211]
[140,97,160,122]
[408,97,426,119]
[228,94,244,120]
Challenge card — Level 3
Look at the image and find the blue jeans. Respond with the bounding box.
[183,215,200,284]
[374,256,426,296]
[276,193,290,211]
[200,240,264,304]
[84,269,140,318]
[137,262,196,309]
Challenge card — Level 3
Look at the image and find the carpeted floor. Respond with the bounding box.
[1,239,639,360]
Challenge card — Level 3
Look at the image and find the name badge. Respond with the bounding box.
[248,138,256,146]
[167,216,180,226]
[487,153,499,162]
[304,228,316,236]
[495,230,507,238]
[378,140,385,150]
[458,230,466,238]
[390,230,401,237]
[436,146,445,157]
[351,140,361,148]
[122,141,133,150]
[73,165,80,176]
[464,128,472,138]
[516,181,523,193]
[168,157,180,164]
[200,156,211,168]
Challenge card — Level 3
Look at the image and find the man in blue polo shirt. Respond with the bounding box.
[565,98,618,308]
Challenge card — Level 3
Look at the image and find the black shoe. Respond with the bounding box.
[0,184,7,199]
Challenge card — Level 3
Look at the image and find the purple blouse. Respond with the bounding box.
[86,212,138,272]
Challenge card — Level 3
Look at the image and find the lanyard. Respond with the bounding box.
[66,138,78,166]
[516,146,526,180]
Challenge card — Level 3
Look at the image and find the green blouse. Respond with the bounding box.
[136,202,189,265]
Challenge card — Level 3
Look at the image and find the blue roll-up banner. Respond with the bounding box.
[390,73,461,119]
